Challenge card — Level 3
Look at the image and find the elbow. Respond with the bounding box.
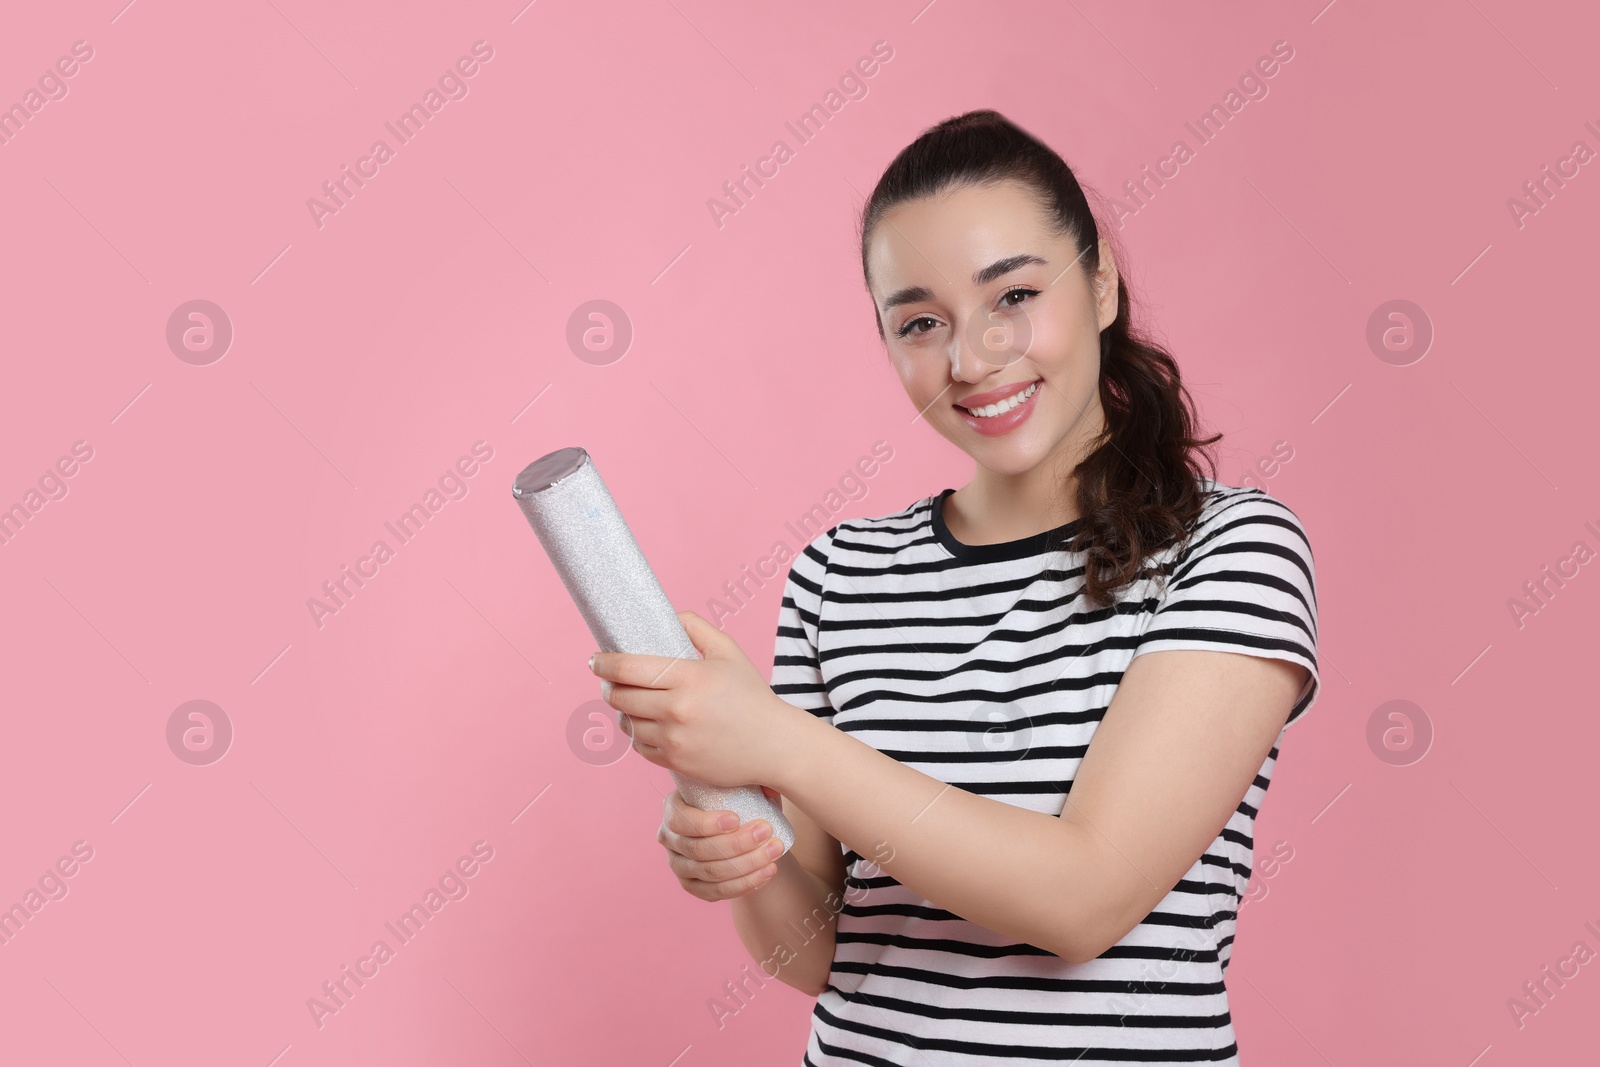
[1047,929,1097,967]
[1034,913,1089,965]
[796,976,829,998]
[1049,926,1115,968]
[1046,906,1128,967]
[1043,837,1144,965]
[740,940,830,997]
[774,952,833,998]
[1056,928,1114,967]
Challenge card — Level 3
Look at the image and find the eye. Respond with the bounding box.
[894,286,1037,339]
[895,315,939,339]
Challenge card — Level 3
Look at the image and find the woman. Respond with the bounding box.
[590,109,1319,1065]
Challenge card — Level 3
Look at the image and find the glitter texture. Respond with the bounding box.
[512,447,795,853]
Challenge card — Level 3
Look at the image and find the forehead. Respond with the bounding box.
[866,179,1062,294]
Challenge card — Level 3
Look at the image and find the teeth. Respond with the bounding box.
[963,381,1038,418]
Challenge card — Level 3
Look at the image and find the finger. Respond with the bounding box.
[664,792,736,838]
[668,836,783,885]
[687,856,780,900]
[665,796,770,847]
[660,795,748,848]
[621,716,662,762]
[592,649,693,690]
[676,610,723,658]
[660,821,739,868]
[619,714,665,751]
[602,683,673,728]
[662,817,776,864]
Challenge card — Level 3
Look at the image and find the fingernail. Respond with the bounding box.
[718,813,738,832]
[752,821,772,842]
[587,654,596,672]
[765,839,783,859]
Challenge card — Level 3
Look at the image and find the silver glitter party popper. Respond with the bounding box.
[511,446,795,854]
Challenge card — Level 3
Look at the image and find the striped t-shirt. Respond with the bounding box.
[770,479,1319,1066]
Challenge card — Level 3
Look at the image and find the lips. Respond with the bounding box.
[955,378,1039,412]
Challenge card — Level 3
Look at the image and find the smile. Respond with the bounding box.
[957,381,1038,417]
[954,379,1042,438]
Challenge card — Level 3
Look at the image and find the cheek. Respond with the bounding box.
[1030,314,1097,380]
[889,350,928,391]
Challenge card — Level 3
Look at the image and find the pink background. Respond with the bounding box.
[2,1,1596,1063]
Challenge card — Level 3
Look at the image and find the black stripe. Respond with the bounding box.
[772,482,1318,1063]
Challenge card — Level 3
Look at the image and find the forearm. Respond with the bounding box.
[729,855,839,997]
[767,696,1110,964]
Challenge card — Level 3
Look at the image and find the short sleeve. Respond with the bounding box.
[771,527,837,726]
[1131,490,1320,728]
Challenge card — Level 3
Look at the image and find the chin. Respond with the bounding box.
[975,451,1051,477]
[953,432,1044,469]
[967,422,1077,470]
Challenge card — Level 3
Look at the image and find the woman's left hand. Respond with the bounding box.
[589,610,796,790]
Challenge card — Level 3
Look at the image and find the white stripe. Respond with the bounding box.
[774,481,1320,1065]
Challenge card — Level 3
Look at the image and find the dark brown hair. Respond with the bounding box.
[858,109,1222,609]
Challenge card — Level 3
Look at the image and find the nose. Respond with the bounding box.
[947,310,1010,384]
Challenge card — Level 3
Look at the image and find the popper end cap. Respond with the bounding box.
[513,447,589,499]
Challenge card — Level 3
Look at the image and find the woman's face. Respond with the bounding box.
[866,179,1117,479]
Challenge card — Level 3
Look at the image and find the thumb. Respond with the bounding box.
[677,610,723,657]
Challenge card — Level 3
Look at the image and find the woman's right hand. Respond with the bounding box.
[658,786,787,902]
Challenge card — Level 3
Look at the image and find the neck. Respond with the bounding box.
[946,399,1104,544]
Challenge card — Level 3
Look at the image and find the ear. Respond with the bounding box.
[1093,238,1119,329]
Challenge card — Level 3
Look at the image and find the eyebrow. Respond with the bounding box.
[880,253,1049,313]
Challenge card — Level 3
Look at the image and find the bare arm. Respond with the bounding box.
[729,790,848,997]
[764,648,1309,964]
